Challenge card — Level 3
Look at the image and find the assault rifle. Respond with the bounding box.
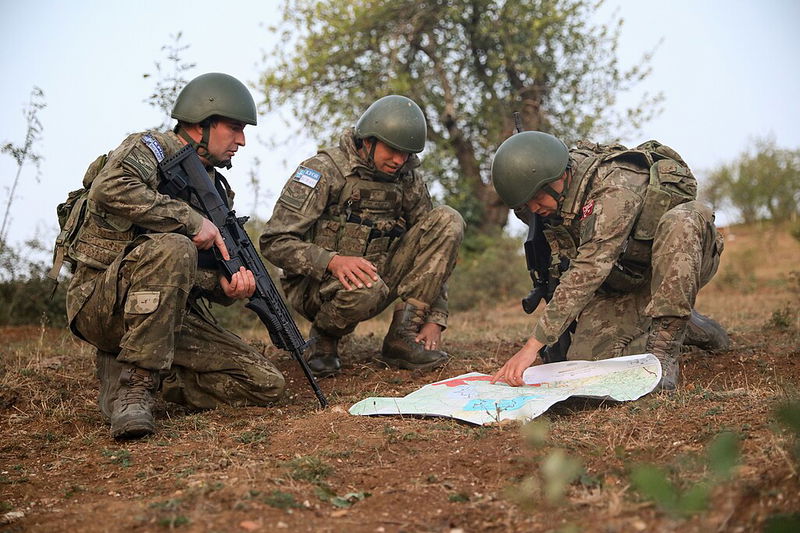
[513,111,574,363]
[157,145,328,408]
[520,211,574,363]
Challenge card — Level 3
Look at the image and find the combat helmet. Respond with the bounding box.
[172,72,257,126]
[491,131,570,208]
[172,73,257,168]
[355,95,427,153]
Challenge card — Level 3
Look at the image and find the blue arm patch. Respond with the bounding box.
[293,166,321,188]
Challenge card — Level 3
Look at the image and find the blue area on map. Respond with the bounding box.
[463,396,539,412]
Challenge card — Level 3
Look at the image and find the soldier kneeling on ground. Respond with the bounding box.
[260,95,465,378]
[489,131,730,390]
[58,74,285,439]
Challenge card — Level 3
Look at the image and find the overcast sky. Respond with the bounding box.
[2,0,799,252]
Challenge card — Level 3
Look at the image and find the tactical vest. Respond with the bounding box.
[308,146,408,265]
[544,140,697,292]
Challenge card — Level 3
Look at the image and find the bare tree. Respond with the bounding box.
[143,32,197,130]
[1,86,46,246]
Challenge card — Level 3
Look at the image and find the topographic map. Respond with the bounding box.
[349,353,662,425]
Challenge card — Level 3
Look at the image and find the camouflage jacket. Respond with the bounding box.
[260,128,449,321]
[67,130,234,319]
[530,150,652,345]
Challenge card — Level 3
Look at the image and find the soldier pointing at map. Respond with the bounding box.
[489,131,729,390]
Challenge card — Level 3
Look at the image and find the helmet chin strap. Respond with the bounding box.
[176,125,232,169]
[538,164,572,212]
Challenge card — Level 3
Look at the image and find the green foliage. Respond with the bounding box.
[703,137,800,224]
[260,0,660,232]
[158,515,190,528]
[236,429,270,444]
[766,306,795,331]
[316,488,371,508]
[540,449,584,503]
[448,492,470,503]
[507,417,585,509]
[449,231,529,309]
[630,431,740,517]
[101,448,133,468]
[0,238,67,327]
[260,490,302,510]
[284,455,332,484]
[774,400,800,462]
[764,513,800,533]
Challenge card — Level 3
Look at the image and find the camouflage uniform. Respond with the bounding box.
[260,129,464,338]
[527,142,724,360]
[66,130,285,410]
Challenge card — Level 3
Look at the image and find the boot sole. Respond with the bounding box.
[112,419,155,440]
[376,354,447,372]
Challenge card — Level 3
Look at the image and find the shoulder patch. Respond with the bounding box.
[141,134,166,163]
[292,166,321,188]
[123,145,157,180]
[581,199,595,220]
[278,166,323,212]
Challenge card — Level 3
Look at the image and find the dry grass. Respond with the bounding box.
[1,222,798,532]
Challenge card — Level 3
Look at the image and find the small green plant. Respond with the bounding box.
[63,485,84,499]
[315,485,370,508]
[284,455,332,484]
[237,430,269,444]
[764,512,800,533]
[774,399,800,462]
[506,419,585,509]
[150,499,183,511]
[630,431,740,517]
[448,492,470,503]
[158,515,189,528]
[261,490,301,510]
[766,306,795,331]
[101,448,132,468]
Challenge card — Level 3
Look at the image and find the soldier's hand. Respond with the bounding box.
[327,255,379,291]
[193,218,230,260]
[415,322,443,351]
[220,266,255,299]
[491,336,543,386]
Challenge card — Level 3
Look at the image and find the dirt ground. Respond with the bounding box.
[2,223,799,532]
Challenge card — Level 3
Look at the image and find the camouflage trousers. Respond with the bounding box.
[283,206,465,336]
[568,201,724,360]
[67,233,285,409]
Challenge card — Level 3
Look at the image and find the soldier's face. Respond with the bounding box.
[525,177,565,216]
[207,119,247,164]
[364,139,410,174]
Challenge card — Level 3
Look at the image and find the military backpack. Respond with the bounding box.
[47,152,110,282]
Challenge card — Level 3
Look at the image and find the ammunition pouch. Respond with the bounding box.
[312,213,406,260]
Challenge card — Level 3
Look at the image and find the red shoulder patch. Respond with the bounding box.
[581,200,595,220]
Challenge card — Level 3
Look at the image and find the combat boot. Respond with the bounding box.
[379,298,448,371]
[646,316,689,391]
[307,326,342,378]
[96,350,126,420]
[684,309,731,351]
[110,365,160,439]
